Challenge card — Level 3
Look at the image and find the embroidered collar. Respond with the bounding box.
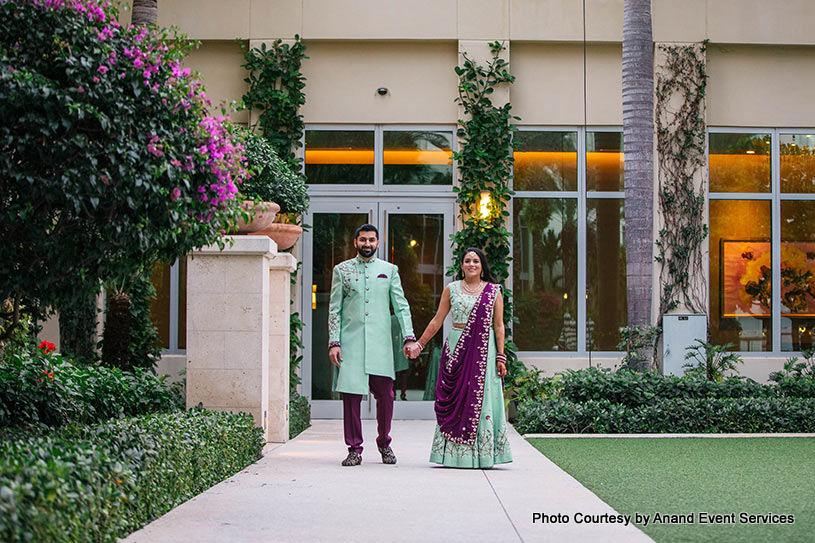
[355,255,377,265]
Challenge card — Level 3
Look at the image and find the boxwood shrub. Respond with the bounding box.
[515,397,815,434]
[0,350,183,428]
[0,409,264,542]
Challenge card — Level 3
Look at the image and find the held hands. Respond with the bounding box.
[497,361,507,378]
[328,346,342,367]
[403,341,422,359]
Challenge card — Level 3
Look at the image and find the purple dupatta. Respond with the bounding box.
[434,282,499,445]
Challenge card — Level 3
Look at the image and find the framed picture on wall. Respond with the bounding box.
[720,239,815,318]
[720,240,771,318]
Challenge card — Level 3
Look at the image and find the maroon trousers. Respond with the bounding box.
[342,374,394,454]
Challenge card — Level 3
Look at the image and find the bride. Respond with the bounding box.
[406,247,513,468]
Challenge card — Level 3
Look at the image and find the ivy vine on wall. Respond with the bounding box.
[450,41,520,368]
[654,41,709,316]
[241,36,307,171]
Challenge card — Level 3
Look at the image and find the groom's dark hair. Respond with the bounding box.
[354,224,379,239]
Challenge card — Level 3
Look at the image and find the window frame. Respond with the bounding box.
[707,127,815,356]
[512,126,626,357]
[303,124,457,195]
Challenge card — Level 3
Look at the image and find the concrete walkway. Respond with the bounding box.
[125,420,652,542]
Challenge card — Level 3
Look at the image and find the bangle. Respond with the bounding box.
[415,341,425,351]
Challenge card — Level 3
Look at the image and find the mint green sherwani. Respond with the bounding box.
[328,256,415,395]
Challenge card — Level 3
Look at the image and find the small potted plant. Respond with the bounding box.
[241,130,309,249]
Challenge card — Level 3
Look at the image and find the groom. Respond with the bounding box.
[328,224,418,466]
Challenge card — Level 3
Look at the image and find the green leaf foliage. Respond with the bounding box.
[515,396,815,434]
[0,348,183,428]
[0,410,263,542]
[240,129,309,215]
[452,41,522,376]
[513,365,815,433]
[0,1,246,324]
[241,36,307,170]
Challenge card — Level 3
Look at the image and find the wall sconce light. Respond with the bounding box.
[409,239,418,247]
[479,191,492,219]
[312,284,317,310]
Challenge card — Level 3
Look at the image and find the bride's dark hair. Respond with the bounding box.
[456,247,494,283]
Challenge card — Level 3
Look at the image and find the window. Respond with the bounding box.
[304,126,454,188]
[149,259,186,353]
[513,128,626,353]
[305,129,374,184]
[708,130,815,353]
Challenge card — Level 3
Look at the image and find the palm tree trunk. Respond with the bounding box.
[622,0,654,328]
[131,0,158,26]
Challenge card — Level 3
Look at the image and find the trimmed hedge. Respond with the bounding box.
[553,367,815,407]
[0,351,183,428]
[289,390,311,439]
[515,397,815,434]
[0,409,264,542]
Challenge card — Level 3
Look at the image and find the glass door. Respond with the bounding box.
[380,202,454,419]
[303,199,376,419]
[303,198,454,419]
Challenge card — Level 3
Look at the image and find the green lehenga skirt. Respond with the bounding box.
[429,328,513,468]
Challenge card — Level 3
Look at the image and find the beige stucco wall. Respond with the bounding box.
[183,41,250,123]
[510,43,621,125]
[152,0,815,46]
[300,41,459,124]
[707,44,815,128]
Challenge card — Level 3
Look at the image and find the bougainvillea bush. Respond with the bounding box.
[0,0,247,328]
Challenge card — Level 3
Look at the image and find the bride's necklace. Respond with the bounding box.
[461,279,485,295]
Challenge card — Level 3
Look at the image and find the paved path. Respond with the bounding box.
[125,420,652,542]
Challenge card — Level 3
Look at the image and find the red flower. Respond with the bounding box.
[38,341,56,354]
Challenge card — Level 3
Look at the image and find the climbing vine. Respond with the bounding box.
[450,41,520,368]
[654,42,709,316]
[241,36,307,171]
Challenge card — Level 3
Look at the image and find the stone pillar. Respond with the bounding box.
[186,235,297,443]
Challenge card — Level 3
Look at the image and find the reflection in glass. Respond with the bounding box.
[513,198,578,351]
[513,131,577,191]
[586,132,624,192]
[709,199,772,352]
[387,214,444,400]
[709,132,771,193]
[587,199,627,350]
[305,130,374,184]
[383,131,453,185]
[780,134,815,194]
[781,200,815,351]
[311,213,368,400]
[149,262,171,349]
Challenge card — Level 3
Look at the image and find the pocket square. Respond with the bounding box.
[377,273,388,278]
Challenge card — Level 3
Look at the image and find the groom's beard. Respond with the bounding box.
[357,246,376,258]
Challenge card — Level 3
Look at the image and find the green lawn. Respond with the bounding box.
[528,437,815,543]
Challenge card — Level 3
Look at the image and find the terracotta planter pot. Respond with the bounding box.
[235,201,280,234]
[251,223,303,250]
